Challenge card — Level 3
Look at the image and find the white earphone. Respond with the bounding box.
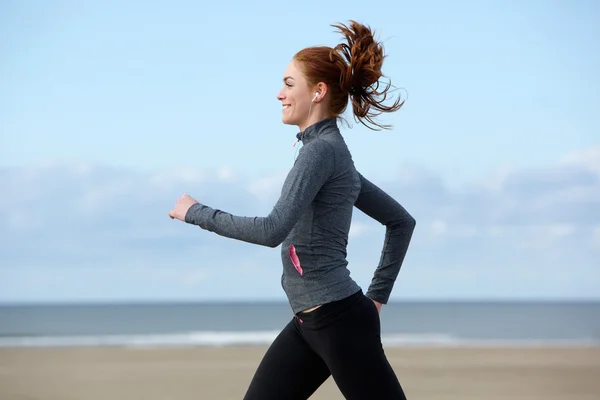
[312,92,319,102]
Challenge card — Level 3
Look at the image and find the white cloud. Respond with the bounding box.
[246,171,287,201]
[1,146,598,301]
[561,146,600,176]
[77,176,137,214]
[431,219,447,235]
[349,221,371,238]
[148,166,208,192]
[217,166,236,181]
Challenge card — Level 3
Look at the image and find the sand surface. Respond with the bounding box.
[1,346,599,399]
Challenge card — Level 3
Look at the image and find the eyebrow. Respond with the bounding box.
[283,76,295,81]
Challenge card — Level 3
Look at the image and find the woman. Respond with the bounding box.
[169,20,416,400]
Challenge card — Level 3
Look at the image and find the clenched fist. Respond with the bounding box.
[168,193,199,222]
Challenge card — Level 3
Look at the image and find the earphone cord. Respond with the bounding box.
[292,92,318,162]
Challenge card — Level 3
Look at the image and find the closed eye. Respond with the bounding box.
[283,76,294,88]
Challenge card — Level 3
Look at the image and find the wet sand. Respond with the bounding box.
[1,346,599,399]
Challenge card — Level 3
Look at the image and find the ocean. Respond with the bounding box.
[1,301,599,348]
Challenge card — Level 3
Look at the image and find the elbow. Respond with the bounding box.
[264,238,282,248]
[259,217,293,248]
[390,212,416,232]
[264,229,289,248]
[407,214,416,230]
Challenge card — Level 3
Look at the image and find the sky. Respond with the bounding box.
[1,0,599,303]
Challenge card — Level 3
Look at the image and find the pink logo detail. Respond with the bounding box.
[288,244,303,276]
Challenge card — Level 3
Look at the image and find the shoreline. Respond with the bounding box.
[1,346,599,399]
[2,332,598,350]
[2,342,600,349]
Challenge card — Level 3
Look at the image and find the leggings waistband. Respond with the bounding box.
[295,290,364,329]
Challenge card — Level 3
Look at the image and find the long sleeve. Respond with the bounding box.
[184,141,335,248]
[354,173,416,304]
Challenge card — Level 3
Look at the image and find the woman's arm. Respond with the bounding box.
[181,141,335,248]
[354,173,416,304]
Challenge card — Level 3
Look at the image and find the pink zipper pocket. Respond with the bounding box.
[288,244,303,276]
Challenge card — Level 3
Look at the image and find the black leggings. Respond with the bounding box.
[243,290,407,399]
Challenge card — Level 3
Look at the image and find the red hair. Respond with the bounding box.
[293,20,404,130]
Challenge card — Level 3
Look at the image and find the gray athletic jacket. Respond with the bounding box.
[185,117,416,314]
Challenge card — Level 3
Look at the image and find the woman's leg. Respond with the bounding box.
[243,317,331,400]
[301,292,407,400]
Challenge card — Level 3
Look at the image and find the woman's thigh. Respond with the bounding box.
[305,295,407,400]
[243,317,331,400]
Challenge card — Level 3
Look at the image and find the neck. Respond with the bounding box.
[298,107,331,132]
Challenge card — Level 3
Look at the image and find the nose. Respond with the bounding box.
[277,89,285,101]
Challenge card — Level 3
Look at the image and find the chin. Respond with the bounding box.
[281,115,298,126]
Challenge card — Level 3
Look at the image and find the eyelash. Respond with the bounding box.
[285,83,292,88]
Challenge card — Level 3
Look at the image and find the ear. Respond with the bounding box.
[313,82,328,102]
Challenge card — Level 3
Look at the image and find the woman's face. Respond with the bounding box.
[277,60,315,129]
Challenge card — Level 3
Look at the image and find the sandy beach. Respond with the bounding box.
[1,346,599,399]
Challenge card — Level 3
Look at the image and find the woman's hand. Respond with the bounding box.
[371,299,382,313]
[168,193,199,222]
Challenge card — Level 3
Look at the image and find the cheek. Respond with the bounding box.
[291,95,306,109]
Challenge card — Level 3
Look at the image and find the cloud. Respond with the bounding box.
[1,146,598,302]
[561,146,600,175]
[349,221,371,238]
[245,171,287,202]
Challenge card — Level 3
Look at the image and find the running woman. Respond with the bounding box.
[169,20,416,400]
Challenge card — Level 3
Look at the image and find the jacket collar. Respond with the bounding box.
[295,117,338,145]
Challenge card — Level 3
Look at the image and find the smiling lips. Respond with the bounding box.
[283,104,291,110]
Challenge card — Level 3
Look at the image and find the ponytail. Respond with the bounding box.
[294,20,404,130]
